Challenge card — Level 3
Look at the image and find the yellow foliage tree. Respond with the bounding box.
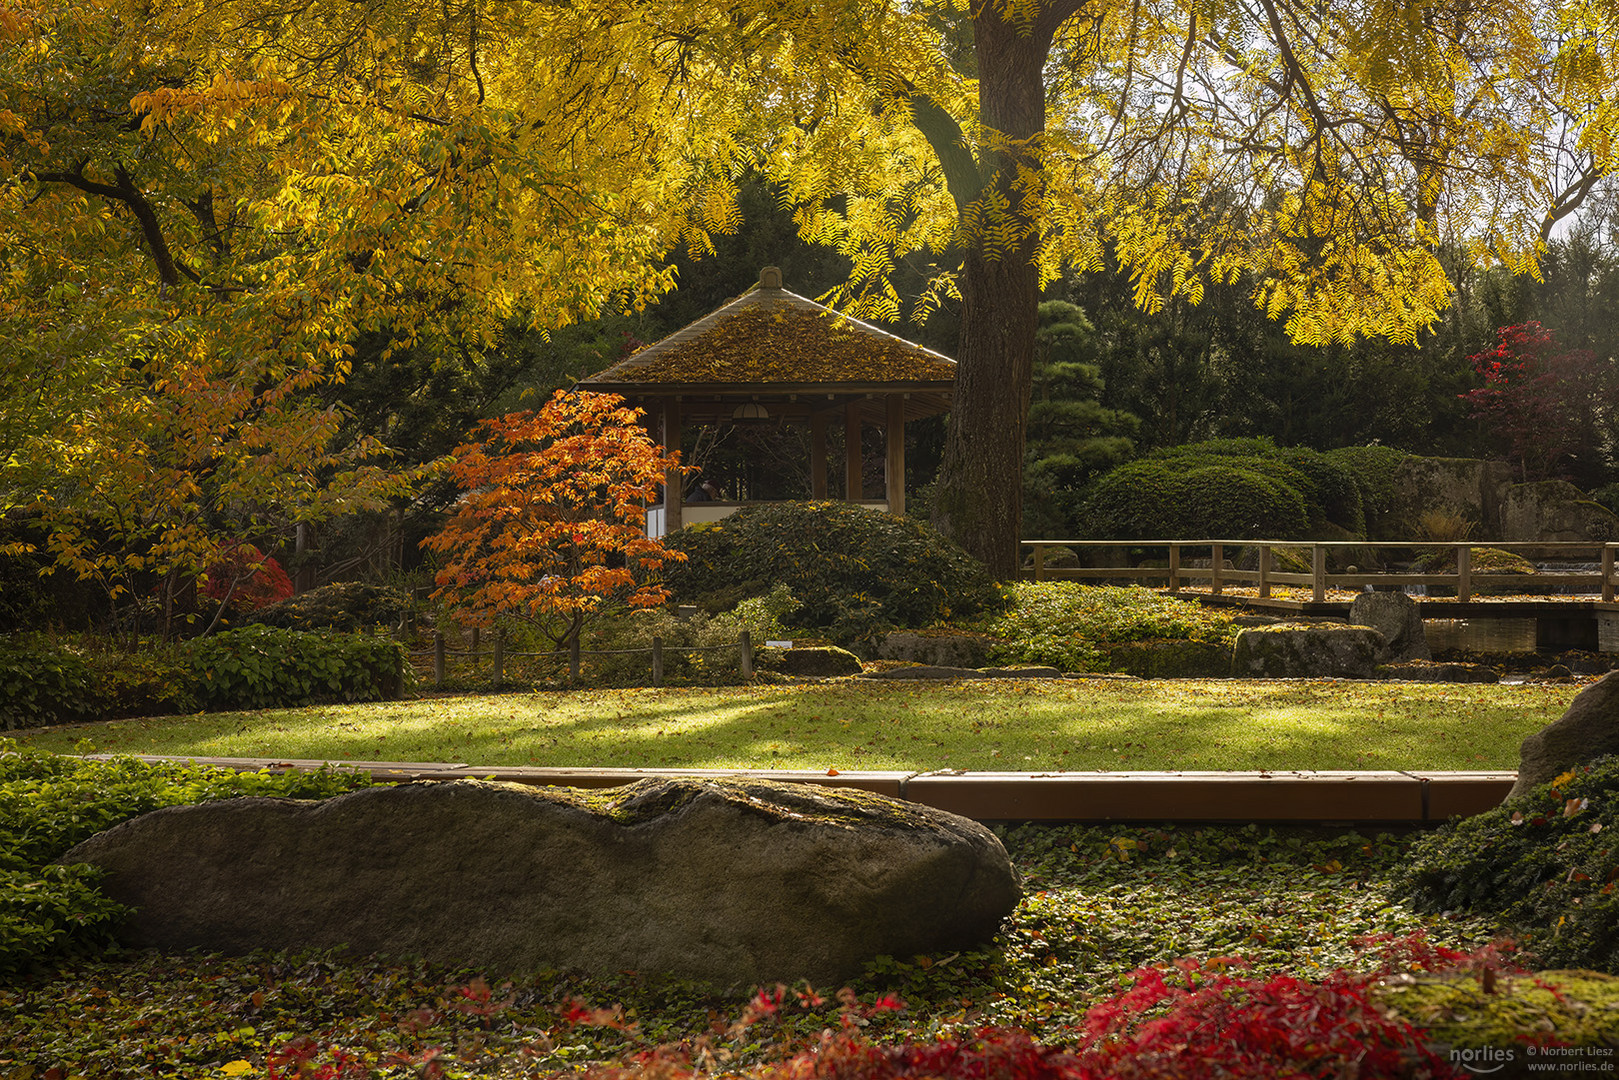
[3,0,1615,581]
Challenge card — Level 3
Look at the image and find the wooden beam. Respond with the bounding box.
[885,395,905,515]
[810,412,828,499]
[844,401,862,500]
[663,401,683,533]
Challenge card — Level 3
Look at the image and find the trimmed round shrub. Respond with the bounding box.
[1397,755,1619,972]
[1080,459,1310,540]
[1147,439,1366,535]
[661,502,1002,645]
[1323,445,1411,538]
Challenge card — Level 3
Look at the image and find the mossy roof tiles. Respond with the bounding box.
[579,280,956,391]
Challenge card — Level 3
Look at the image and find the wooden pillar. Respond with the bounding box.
[810,411,829,499]
[662,400,683,533]
[884,395,906,515]
[844,401,862,501]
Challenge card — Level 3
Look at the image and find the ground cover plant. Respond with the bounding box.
[1,795,1534,1079]
[12,679,1578,773]
[0,739,373,976]
[1399,755,1619,971]
[975,583,1240,672]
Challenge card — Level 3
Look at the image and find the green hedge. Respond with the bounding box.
[247,581,409,632]
[0,636,95,731]
[1397,755,1619,972]
[661,502,1003,646]
[189,626,407,711]
[0,740,372,974]
[1081,459,1311,539]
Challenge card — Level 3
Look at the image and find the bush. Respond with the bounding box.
[0,739,372,974]
[1080,459,1310,540]
[1397,755,1619,972]
[1323,445,1411,538]
[247,581,410,632]
[661,503,1002,647]
[187,626,407,711]
[583,586,802,686]
[81,644,197,718]
[978,583,1241,672]
[0,635,96,730]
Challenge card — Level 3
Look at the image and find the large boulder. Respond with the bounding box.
[1231,623,1384,679]
[1349,591,1430,661]
[878,631,996,669]
[1502,480,1619,543]
[59,778,1019,988]
[1508,671,1619,800]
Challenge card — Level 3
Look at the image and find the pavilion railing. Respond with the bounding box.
[1021,539,1619,604]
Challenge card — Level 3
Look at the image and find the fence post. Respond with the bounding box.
[1457,544,1472,602]
[433,631,446,687]
[469,625,479,655]
[651,636,664,687]
[738,630,754,680]
[1312,545,1327,602]
[492,629,505,686]
[569,634,581,682]
[1259,545,1272,598]
[1033,544,1046,582]
[1604,544,1616,603]
[1167,543,1181,595]
[1211,543,1224,595]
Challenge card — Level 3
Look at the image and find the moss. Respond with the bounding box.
[476,777,949,833]
[1374,969,1619,1048]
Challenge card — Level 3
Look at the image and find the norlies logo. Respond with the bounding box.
[1451,1047,1516,1074]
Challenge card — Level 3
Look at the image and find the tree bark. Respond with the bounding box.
[929,4,1069,579]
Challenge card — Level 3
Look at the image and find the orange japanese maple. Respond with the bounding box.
[422,391,687,651]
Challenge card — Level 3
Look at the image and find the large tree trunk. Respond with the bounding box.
[930,6,1064,579]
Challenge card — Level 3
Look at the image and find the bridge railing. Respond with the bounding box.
[1021,540,1619,603]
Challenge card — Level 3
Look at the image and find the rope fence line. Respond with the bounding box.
[407,629,756,687]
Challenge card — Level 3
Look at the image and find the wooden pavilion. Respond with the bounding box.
[578,267,957,536]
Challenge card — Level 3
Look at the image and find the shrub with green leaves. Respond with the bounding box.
[1323,445,1411,539]
[1080,459,1311,540]
[81,644,197,718]
[1398,755,1619,972]
[247,581,409,632]
[1080,439,1376,540]
[0,634,96,730]
[0,739,372,974]
[977,583,1241,672]
[584,586,801,686]
[662,502,1002,646]
[187,625,407,711]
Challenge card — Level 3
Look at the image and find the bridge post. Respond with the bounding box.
[1312,545,1326,603]
[1211,543,1224,595]
[1259,545,1272,598]
[1604,544,1615,603]
[1457,545,1471,602]
[1168,543,1181,594]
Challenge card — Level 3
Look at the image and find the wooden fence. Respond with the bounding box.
[1022,539,1619,604]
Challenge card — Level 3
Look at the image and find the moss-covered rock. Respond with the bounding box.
[1231,623,1384,678]
[1102,638,1232,677]
[1374,968,1619,1054]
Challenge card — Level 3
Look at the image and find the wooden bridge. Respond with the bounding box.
[1021,539,1619,652]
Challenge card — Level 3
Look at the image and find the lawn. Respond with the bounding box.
[17,678,1580,772]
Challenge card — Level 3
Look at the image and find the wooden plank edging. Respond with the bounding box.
[81,755,1515,824]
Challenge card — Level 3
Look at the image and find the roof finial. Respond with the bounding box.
[759,266,783,289]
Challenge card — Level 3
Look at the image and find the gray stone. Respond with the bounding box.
[1508,670,1619,799]
[776,646,863,677]
[1349,590,1431,661]
[878,632,995,669]
[1101,640,1233,677]
[59,778,1020,988]
[1501,480,1619,543]
[1231,623,1385,679]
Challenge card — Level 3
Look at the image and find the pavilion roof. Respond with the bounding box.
[578,269,957,395]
